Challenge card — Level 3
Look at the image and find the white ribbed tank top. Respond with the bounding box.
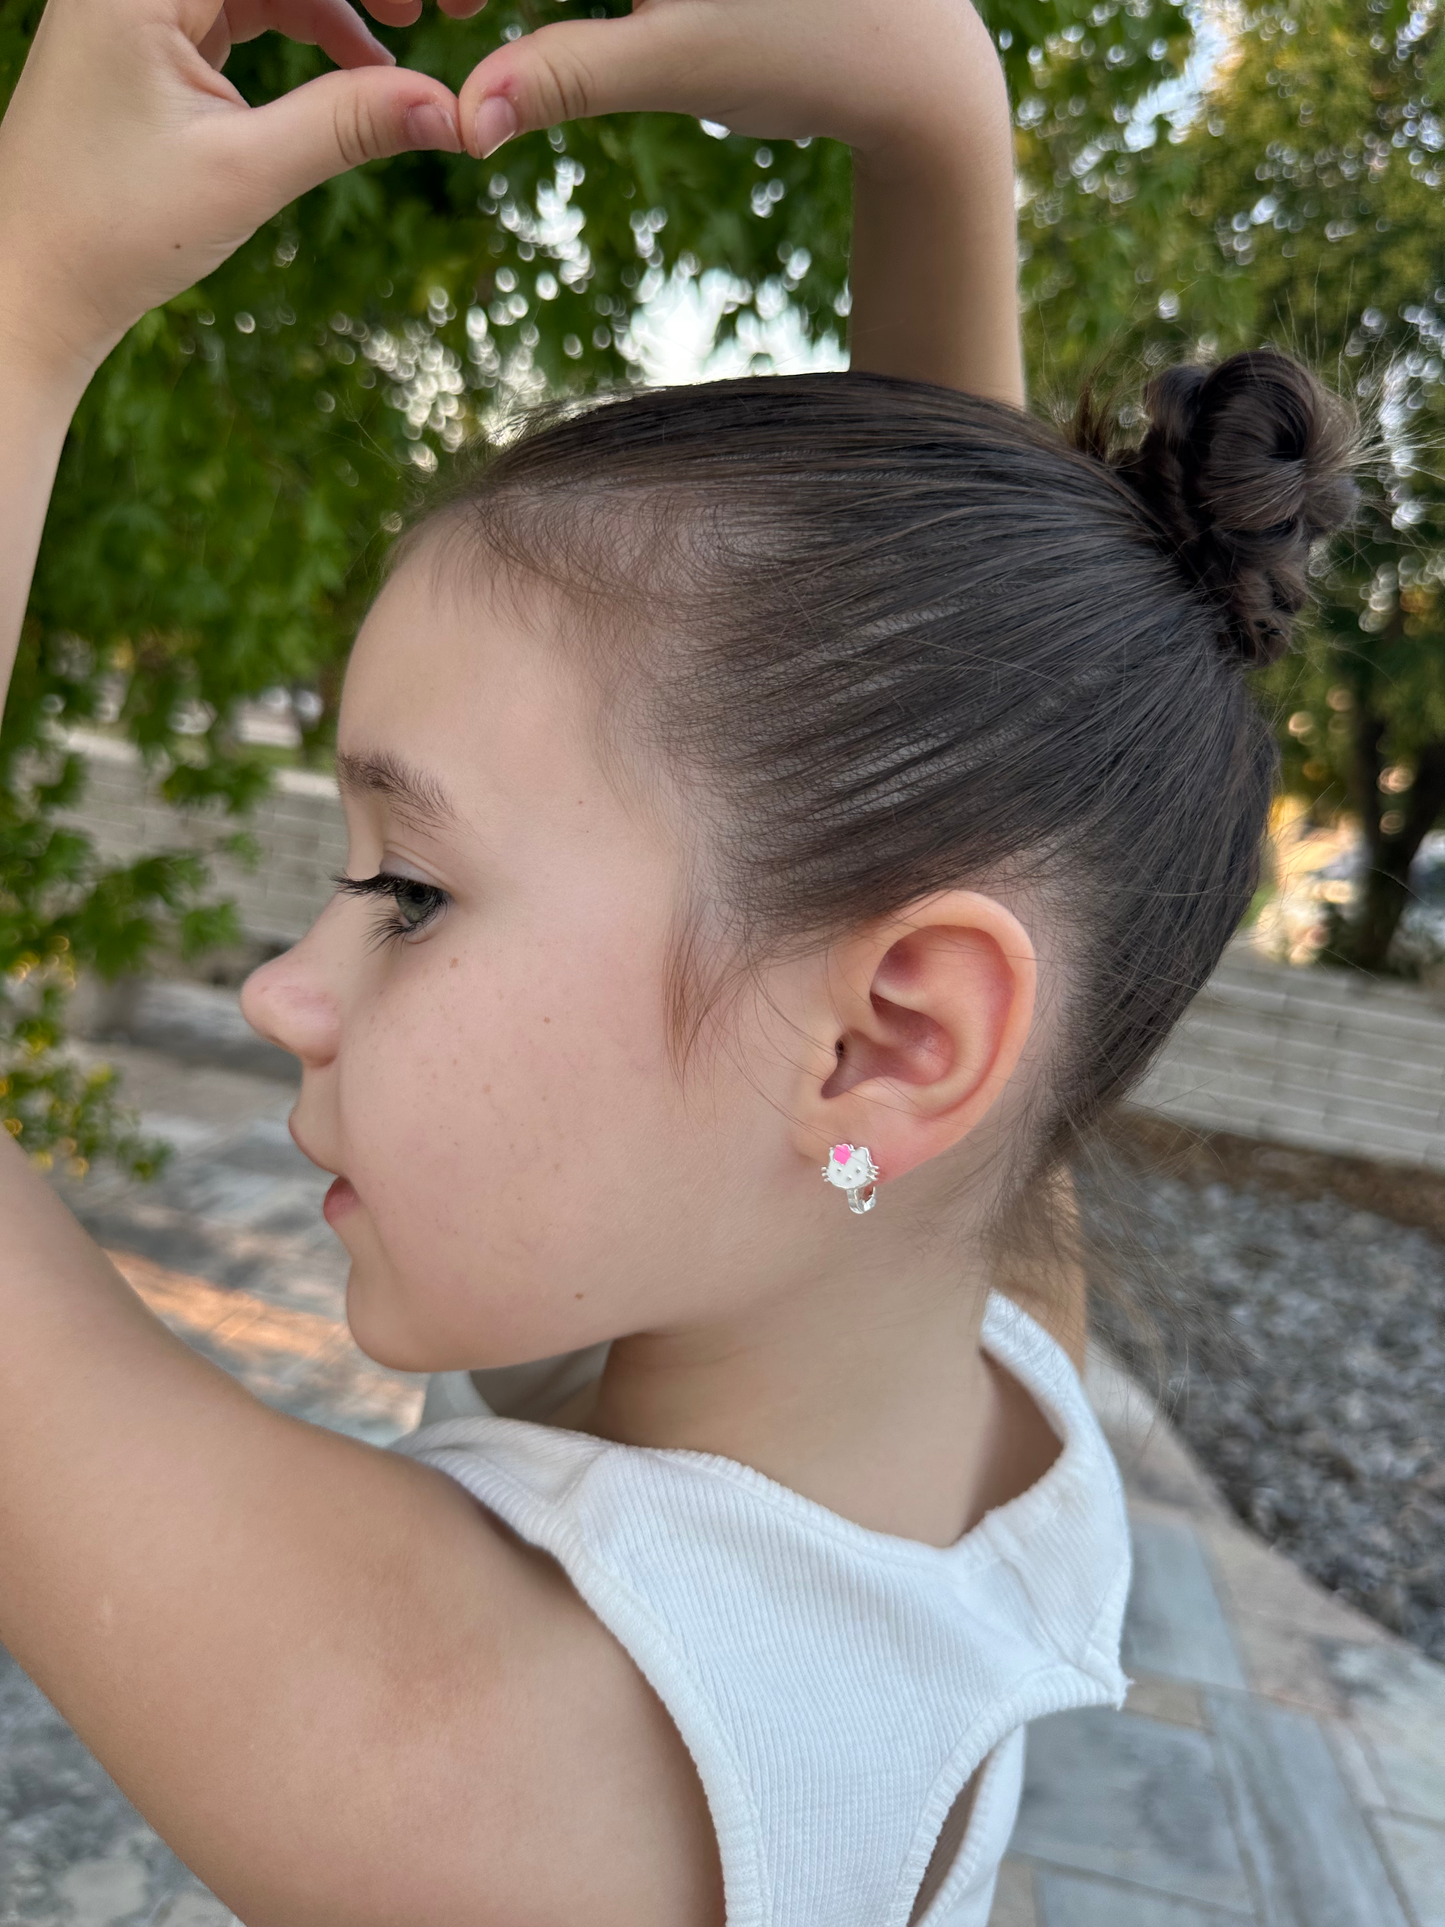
[396,1294,1131,1927]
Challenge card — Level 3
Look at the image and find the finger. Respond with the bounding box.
[210,64,462,210]
[221,0,396,67]
[456,12,722,159]
[196,14,232,67]
[352,0,424,26]
[174,0,230,43]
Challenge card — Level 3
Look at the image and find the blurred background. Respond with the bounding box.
[3,2,1445,1924]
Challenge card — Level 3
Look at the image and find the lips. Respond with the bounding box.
[322,1175,360,1225]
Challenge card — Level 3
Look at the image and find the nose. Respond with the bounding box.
[241,942,342,1070]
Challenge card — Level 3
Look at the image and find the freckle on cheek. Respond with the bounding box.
[575,1292,584,1299]
[449,957,458,969]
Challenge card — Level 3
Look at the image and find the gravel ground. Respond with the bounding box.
[1082,1122,1445,1664]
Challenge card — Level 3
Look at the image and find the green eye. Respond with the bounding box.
[393,879,440,928]
[334,872,450,947]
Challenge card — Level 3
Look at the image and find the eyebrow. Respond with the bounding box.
[334,750,459,833]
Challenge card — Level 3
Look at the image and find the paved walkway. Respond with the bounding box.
[1004,1357,1445,1926]
[1,980,1442,1927]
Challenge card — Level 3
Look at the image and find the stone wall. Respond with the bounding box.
[59,734,1445,1170]
[1133,947,1445,1172]
[59,732,344,950]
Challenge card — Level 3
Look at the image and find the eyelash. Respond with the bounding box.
[334,872,450,949]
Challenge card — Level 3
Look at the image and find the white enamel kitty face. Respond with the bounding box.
[823,1143,876,1190]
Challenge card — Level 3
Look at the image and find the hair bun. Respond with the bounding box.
[1111,349,1360,666]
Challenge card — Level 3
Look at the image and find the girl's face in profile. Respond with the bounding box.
[241,556,809,1373]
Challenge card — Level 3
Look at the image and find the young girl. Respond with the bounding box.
[0,4,1358,1925]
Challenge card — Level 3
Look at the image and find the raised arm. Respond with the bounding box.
[0,0,462,692]
[846,12,1023,405]
[454,0,1026,406]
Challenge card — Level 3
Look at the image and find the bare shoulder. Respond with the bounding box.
[439,1496,728,1927]
[131,1421,726,1927]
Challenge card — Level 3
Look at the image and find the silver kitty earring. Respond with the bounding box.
[822,1142,880,1215]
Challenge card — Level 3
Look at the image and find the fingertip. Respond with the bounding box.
[404,99,463,154]
[363,0,423,26]
[469,93,518,159]
[455,46,510,123]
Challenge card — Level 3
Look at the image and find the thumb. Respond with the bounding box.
[212,65,461,211]
[456,12,726,159]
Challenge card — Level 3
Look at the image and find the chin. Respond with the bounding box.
[343,1240,617,1376]
[343,1265,447,1375]
[341,1262,532,1376]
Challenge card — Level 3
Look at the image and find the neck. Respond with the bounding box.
[548,1235,1060,1546]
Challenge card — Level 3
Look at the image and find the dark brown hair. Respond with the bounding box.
[413,349,1358,1186]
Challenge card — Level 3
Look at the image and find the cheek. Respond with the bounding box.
[334,919,683,1347]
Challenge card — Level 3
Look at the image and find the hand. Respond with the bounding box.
[455,0,1004,169]
[0,0,467,396]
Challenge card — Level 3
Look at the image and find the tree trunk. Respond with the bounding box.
[1330,731,1445,972]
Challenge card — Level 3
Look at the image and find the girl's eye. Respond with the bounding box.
[390,878,442,930]
[333,872,450,949]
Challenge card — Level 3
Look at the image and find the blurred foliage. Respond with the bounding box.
[6,0,1442,1178]
[1012,0,1445,972]
[1214,0,1445,972]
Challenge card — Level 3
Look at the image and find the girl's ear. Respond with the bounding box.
[788,891,1037,1186]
